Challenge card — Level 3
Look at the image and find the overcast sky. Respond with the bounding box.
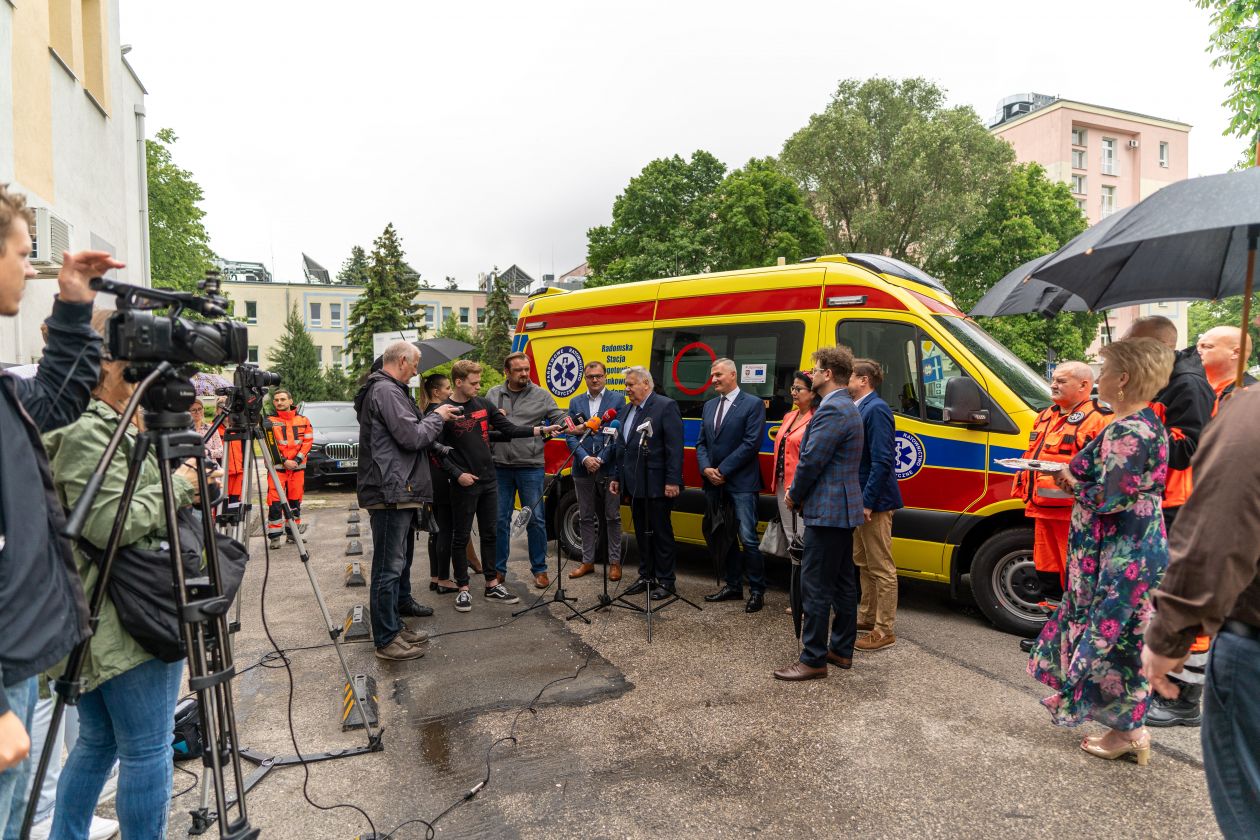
[120,0,1240,288]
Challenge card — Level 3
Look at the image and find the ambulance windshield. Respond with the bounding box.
[934,316,1052,412]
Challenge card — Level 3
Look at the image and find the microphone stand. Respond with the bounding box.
[512,440,590,623]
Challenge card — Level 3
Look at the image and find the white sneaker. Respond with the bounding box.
[89,816,120,840]
[28,816,52,840]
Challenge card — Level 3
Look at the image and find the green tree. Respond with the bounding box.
[323,363,356,401]
[268,305,327,402]
[780,77,1015,267]
[1188,295,1260,365]
[709,158,829,271]
[146,128,213,293]
[586,150,727,285]
[938,162,1100,369]
[436,310,475,346]
[479,272,514,371]
[345,223,422,376]
[444,276,459,291]
[336,245,370,286]
[1194,0,1260,153]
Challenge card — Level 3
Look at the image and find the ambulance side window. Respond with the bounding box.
[918,337,966,421]
[836,320,924,420]
[650,322,805,421]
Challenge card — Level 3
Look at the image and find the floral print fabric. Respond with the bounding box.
[1028,407,1170,731]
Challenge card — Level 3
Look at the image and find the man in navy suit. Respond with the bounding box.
[848,359,904,652]
[566,361,626,580]
[777,346,865,682]
[698,358,769,613]
[609,366,683,599]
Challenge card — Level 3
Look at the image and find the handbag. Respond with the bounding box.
[759,516,790,558]
[415,503,439,534]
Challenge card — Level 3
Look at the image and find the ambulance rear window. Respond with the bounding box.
[935,316,1052,412]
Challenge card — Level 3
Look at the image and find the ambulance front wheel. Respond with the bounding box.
[969,527,1045,637]
[553,489,583,560]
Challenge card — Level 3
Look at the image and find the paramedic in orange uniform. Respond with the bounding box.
[1013,361,1112,652]
[266,388,314,545]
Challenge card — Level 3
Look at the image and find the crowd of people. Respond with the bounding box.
[2,169,1258,839]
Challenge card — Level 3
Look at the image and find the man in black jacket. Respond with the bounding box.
[355,341,460,661]
[0,183,120,831]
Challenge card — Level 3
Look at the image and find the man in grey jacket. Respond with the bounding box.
[355,341,459,661]
[487,352,566,588]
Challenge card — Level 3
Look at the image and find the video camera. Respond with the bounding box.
[92,270,248,368]
[215,363,282,430]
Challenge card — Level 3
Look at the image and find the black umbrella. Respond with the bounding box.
[1033,168,1260,386]
[701,491,737,586]
[969,255,1090,318]
[414,338,476,372]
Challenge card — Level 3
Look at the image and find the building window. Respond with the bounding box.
[1101,138,1117,175]
[245,301,258,325]
[1159,141,1170,168]
[309,302,322,327]
[441,306,453,323]
[424,305,436,327]
[248,346,259,364]
[314,346,323,364]
[477,307,487,324]
[330,302,342,327]
[459,307,470,325]
[332,346,344,368]
[1071,126,1086,146]
[1075,198,1087,213]
[1071,149,1087,170]
[1100,185,1117,217]
[510,309,520,320]
[1071,174,1087,195]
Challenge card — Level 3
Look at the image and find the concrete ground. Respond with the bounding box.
[160,486,1221,839]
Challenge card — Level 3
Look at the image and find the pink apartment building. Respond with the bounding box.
[989,94,1193,349]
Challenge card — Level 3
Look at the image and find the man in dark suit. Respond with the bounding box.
[609,366,683,599]
[848,359,904,652]
[777,346,865,681]
[698,358,769,613]
[566,361,626,580]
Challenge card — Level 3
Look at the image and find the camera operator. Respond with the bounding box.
[0,183,120,833]
[39,311,221,838]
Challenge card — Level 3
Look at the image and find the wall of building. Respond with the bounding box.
[1,0,148,364]
[224,281,528,369]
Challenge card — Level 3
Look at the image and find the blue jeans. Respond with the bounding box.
[1202,630,1260,839]
[720,491,765,594]
[496,467,548,576]
[0,677,38,839]
[369,507,415,647]
[799,525,858,667]
[51,657,183,840]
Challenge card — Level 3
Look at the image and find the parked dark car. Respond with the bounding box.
[298,401,359,485]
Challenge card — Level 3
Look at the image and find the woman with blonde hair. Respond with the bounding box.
[1028,337,1175,765]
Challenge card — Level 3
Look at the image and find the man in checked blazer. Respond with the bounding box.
[697,357,769,613]
[777,345,866,682]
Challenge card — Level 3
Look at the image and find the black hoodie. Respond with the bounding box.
[1151,346,1215,508]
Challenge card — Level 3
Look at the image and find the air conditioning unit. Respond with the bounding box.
[30,207,71,268]
[1127,139,1140,149]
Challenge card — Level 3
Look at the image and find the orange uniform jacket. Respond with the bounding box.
[1013,399,1113,520]
[269,409,313,471]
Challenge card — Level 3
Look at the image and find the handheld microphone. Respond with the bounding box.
[636,418,654,437]
[602,418,620,436]
[580,407,619,434]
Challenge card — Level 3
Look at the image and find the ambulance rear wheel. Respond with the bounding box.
[970,527,1044,637]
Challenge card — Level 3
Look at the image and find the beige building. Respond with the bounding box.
[223,280,528,369]
[990,94,1192,348]
[1,0,150,363]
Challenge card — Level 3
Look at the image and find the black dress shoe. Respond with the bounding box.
[745,592,764,613]
[623,578,650,597]
[704,585,744,603]
[650,586,671,600]
[429,582,459,594]
[1019,638,1036,653]
[398,600,435,618]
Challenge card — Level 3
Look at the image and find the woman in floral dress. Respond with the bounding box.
[1028,337,1175,765]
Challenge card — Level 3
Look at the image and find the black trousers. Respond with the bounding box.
[451,481,498,587]
[428,499,454,580]
[800,525,858,667]
[629,495,677,589]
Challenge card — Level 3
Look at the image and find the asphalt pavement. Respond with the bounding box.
[162,486,1220,839]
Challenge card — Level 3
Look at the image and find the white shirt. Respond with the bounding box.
[623,393,651,441]
[852,389,872,408]
[712,387,740,430]
[586,389,603,419]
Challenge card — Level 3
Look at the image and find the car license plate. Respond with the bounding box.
[337,459,358,469]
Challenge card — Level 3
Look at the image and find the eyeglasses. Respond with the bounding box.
[585,373,605,379]
[790,386,811,393]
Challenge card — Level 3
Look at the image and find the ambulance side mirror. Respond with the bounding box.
[942,377,989,426]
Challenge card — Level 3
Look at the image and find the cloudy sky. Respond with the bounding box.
[120,0,1240,288]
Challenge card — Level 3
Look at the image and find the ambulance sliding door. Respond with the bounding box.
[827,313,991,582]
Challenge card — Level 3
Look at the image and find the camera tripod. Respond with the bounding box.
[186,371,383,834]
[21,362,258,840]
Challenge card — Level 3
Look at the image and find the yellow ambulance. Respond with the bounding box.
[513,254,1054,635]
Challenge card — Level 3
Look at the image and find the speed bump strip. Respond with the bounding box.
[342,674,379,731]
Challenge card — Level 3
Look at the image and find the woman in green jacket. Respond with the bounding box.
[43,330,203,840]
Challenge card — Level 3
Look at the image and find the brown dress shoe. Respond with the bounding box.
[825,651,852,669]
[608,564,622,582]
[568,563,595,579]
[534,572,550,588]
[855,631,896,652]
[374,637,424,661]
[773,662,828,681]
[400,627,430,646]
